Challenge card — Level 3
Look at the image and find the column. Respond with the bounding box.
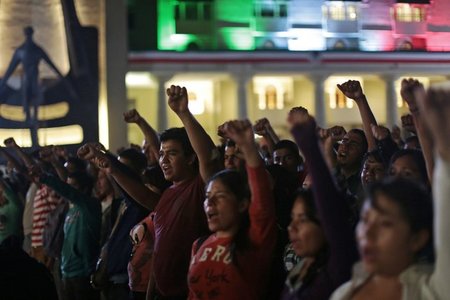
[102,0,128,150]
[383,74,399,128]
[234,73,252,119]
[308,74,327,128]
[153,73,173,132]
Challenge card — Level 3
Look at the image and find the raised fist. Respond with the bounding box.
[123,109,141,123]
[337,80,364,101]
[287,106,310,129]
[222,119,254,147]
[253,118,271,136]
[371,124,390,141]
[167,85,189,115]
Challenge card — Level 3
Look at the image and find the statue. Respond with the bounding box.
[0,26,76,147]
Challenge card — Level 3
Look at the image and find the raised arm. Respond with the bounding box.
[4,137,35,168]
[253,118,280,155]
[222,119,276,245]
[401,79,434,182]
[81,146,159,211]
[123,109,160,164]
[338,80,378,151]
[417,88,450,299]
[371,124,399,163]
[288,107,358,282]
[0,146,26,174]
[39,146,67,182]
[166,85,220,182]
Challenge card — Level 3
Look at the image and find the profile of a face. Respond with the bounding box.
[356,193,429,276]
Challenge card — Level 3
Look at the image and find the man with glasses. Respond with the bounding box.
[335,129,368,209]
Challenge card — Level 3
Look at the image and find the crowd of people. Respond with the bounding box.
[0,78,449,300]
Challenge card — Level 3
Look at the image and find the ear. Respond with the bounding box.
[238,198,250,213]
[409,229,430,253]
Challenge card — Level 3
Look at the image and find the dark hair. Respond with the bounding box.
[367,177,433,262]
[349,128,368,154]
[367,177,432,235]
[67,171,94,195]
[362,150,385,166]
[274,140,301,159]
[65,157,86,173]
[118,148,148,173]
[389,149,428,183]
[293,188,329,285]
[207,169,250,262]
[160,127,195,157]
[294,188,320,225]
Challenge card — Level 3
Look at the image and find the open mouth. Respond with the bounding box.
[206,211,218,220]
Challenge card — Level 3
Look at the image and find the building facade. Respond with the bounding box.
[126,0,450,144]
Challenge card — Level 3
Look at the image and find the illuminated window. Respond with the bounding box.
[347,5,357,20]
[265,85,277,110]
[254,76,292,111]
[326,76,361,110]
[394,4,425,22]
[324,4,358,21]
[329,5,346,21]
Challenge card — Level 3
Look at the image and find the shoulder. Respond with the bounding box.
[330,281,353,300]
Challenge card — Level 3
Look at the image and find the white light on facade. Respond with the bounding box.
[126,72,154,87]
[166,80,212,115]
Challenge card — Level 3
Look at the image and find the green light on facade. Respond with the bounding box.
[221,29,255,50]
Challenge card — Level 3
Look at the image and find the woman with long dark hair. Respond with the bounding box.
[187,119,277,300]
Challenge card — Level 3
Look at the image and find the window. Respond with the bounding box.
[185,3,198,20]
[265,85,277,110]
[324,4,358,21]
[261,3,275,17]
[394,4,425,22]
[329,5,346,21]
[174,4,181,20]
[279,4,288,17]
[202,3,211,20]
[347,5,357,20]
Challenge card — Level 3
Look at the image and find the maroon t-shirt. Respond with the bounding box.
[153,175,209,297]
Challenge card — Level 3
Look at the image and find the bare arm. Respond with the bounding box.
[123,109,160,162]
[338,80,377,151]
[401,79,434,182]
[167,85,220,182]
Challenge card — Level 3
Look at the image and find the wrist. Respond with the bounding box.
[354,94,366,102]
[177,110,192,120]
